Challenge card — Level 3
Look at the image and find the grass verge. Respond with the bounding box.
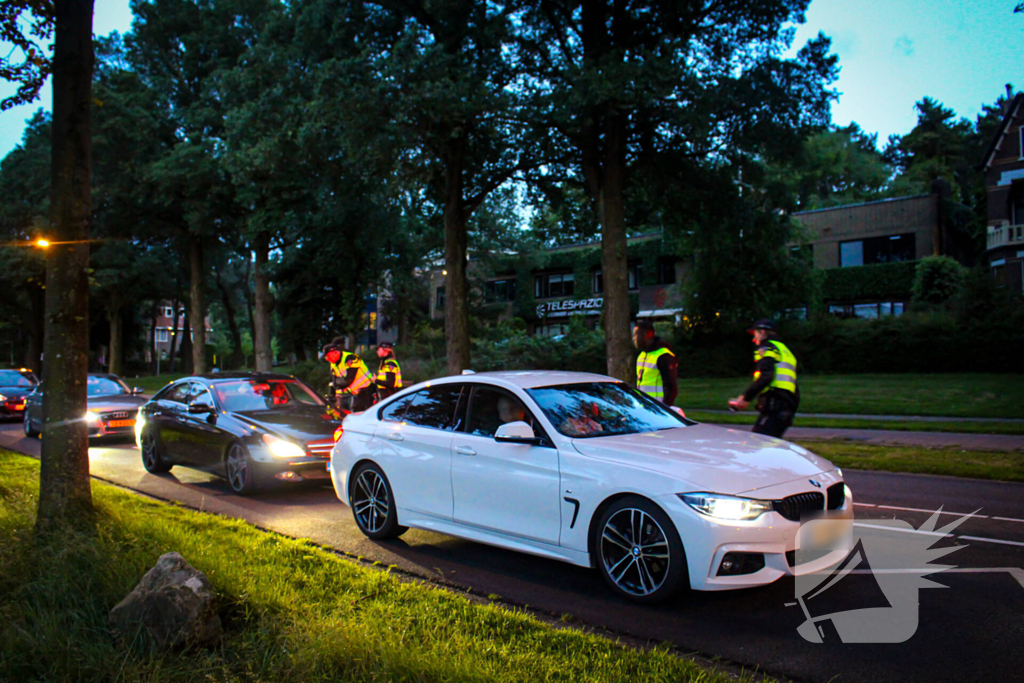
[793,441,1024,482]
[125,373,186,394]
[684,410,1024,436]
[675,373,1024,419]
[0,450,739,683]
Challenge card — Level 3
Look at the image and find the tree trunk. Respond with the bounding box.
[179,309,193,374]
[38,0,95,529]
[106,294,123,376]
[253,232,273,372]
[597,111,632,383]
[167,297,181,373]
[243,255,256,366]
[26,286,45,373]
[443,135,470,375]
[148,301,159,374]
[189,235,207,374]
[214,271,243,369]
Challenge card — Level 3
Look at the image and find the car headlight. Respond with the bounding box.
[679,493,773,520]
[84,411,99,423]
[262,433,305,458]
[0,394,6,402]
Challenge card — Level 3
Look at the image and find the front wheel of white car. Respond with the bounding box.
[595,496,688,604]
[349,462,407,540]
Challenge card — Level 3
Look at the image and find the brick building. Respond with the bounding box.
[981,92,1024,293]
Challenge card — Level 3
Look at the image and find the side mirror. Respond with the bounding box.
[671,406,686,418]
[494,421,541,445]
[132,387,145,395]
[187,401,214,414]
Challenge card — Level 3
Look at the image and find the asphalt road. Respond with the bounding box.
[2,422,1022,683]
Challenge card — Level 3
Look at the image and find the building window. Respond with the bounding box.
[534,272,574,299]
[485,278,517,303]
[840,233,915,267]
[436,287,445,309]
[535,323,568,338]
[156,329,169,343]
[656,259,677,285]
[592,265,641,293]
[164,306,174,318]
[1011,185,1024,225]
[829,302,905,318]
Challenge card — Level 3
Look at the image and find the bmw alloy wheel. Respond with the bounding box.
[352,468,390,534]
[600,507,671,598]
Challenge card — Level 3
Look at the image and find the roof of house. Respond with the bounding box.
[981,92,1024,170]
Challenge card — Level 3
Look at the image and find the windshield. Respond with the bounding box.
[0,370,37,387]
[87,376,130,396]
[212,379,325,413]
[526,382,691,439]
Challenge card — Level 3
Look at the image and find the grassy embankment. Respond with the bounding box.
[792,441,1024,482]
[677,373,1024,435]
[0,450,740,683]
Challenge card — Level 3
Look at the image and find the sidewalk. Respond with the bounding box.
[714,423,1024,452]
[694,409,1024,424]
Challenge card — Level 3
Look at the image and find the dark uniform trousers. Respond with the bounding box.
[752,389,798,438]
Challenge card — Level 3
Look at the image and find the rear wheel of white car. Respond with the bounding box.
[595,496,688,604]
[350,463,407,540]
[140,429,172,474]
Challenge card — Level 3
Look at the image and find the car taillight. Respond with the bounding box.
[333,426,344,442]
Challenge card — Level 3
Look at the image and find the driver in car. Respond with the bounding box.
[497,396,526,426]
[562,402,605,437]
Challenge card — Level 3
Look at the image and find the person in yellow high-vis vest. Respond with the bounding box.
[321,337,376,412]
[374,342,402,401]
[731,319,799,437]
[632,319,678,406]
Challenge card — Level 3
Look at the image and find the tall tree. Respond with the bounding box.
[518,0,836,380]
[312,0,535,374]
[39,0,96,527]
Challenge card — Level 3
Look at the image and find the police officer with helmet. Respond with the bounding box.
[321,337,376,412]
[374,342,403,401]
[731,319,799,438]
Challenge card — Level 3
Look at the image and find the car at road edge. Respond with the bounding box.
[330,370,854,603]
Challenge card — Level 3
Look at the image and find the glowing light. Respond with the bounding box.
[36,239,50,248]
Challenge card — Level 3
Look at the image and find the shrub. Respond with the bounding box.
[912,256,965,305]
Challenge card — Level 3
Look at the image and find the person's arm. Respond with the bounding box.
[337,367,358,393]
[378,361,397,391]
[657,353,679,406]
[742,356,776,402]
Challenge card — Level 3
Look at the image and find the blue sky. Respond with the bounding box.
[1,0,1021,157]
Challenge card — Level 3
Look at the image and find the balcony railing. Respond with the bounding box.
[987,224,1024,250]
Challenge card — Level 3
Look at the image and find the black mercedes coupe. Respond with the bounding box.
[136,373,343,495]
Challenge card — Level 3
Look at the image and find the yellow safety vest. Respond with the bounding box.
[375,358,402,389]
[344,354,374,394]
[637,347,675,400]
[754,340,798,395]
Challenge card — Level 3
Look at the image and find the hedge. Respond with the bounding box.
[820,261,917,302]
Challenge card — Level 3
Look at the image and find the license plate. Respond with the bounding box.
[326,461,332,473]
[13,405,24,411]
[108,419,135,428]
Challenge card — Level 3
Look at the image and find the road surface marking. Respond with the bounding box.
[991,516,1024,524]
[853,503,876,507]
[959,535,1024,548]
[874,504,987,518]
[854,522,1024,548]
[853,522,950,538]
[814,568,1024,591]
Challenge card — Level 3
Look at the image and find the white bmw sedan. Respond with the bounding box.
[330,371,853,603]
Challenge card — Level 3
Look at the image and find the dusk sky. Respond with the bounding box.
[0,0,1021,158]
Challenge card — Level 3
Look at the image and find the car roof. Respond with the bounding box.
[425,370,618,390]
[186,372,298,383]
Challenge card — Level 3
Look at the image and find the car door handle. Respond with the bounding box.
[387,432,405,442]
[454,446,476,456]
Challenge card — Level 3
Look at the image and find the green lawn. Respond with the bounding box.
[677,373,1024,419]
[124,373,186,394]
[0,450,739,683]
[684,409,1024,435]
[795,441,1024,482]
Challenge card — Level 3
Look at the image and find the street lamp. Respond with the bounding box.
[36,238,50,248]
